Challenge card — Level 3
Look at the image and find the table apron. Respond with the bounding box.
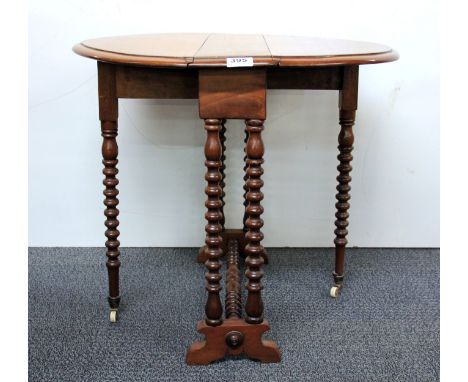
[113,64,345,100]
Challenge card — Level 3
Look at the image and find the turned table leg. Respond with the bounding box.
[244,119,266,324]
[330,66,358,298]
[242,124,268,264]
[188,69,279,365]
[98,62,121,322]
[188,117,280,365]
[198,120,227,263]
[202,118,224,326]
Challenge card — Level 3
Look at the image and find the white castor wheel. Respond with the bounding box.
[330,286,341,298]
[109,309,118,322]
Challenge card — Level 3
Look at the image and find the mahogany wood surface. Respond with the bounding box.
[74,33,209,67]
[202,118,224,327]
[199,69,267,120]
[243,119,267,325]
[111,65,344,101]
[192,34,273,67]
[333,66,359,293]
[225,240,242,319]
[75,33,398,365]
[196,228,268,264]
[98,62,121,311]
[186,318,281,365]
[115,66,198,99]
[73,33,398,67]
[267,67,342,90]
[189,236,278,365]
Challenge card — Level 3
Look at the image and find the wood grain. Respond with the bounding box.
[333,66,359,292]
[115,65,198,98]
[243,119,266,325]
[111,65,346,101]
[192,34,274,67]
[97,62,121,311]
[264,34,398,66]
[73,33,209,67]
[186,318,281,365]
[73,33,398,68]
[202,118,224,327]
[267,67,342,90]
[199,69,267,119]
[81,32,397,363]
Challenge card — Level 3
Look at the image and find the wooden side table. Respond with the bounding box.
[73,33,398,365]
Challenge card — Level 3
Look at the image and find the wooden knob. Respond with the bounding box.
[225,331,244,349]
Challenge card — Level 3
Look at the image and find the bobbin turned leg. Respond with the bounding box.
[242,125,268,264]
[202,118,224,326]
[188,68,280,365]
[331,66,358,298]
[198,120,227,263]
[244,119,266,324]
[98,62,121,321]
[187,118,280,365]
[188,238,279,365]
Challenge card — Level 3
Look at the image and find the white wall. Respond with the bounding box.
[29,0,439,247]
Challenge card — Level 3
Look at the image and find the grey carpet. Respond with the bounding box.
[28,248,439,382]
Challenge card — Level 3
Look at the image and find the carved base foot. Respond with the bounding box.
[186,318,280,365]
[197,229,268,264]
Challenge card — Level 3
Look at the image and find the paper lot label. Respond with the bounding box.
[226,57,254,67]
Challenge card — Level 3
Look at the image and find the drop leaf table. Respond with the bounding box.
[73,33,398,365]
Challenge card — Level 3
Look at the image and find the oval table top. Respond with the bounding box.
[73,33,398,68]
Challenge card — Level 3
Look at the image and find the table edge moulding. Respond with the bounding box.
[73,33,399,68]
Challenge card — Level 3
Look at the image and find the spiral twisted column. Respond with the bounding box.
[101,120,121,309]
[203,118,224,326]
[243,119,266,324]
[334,109,355,277]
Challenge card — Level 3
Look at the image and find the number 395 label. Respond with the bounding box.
[226,57,254,67]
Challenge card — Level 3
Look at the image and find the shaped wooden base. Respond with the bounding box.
[186,318,281,365]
